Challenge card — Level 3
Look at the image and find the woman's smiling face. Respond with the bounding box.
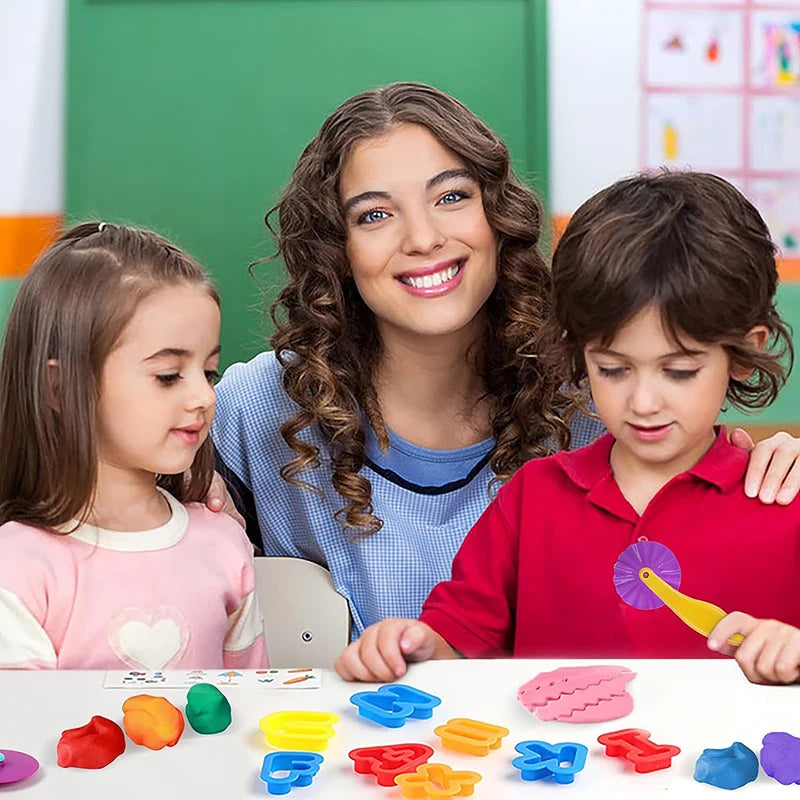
[339,123,497,342]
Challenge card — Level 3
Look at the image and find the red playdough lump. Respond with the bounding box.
[57,715,126,769]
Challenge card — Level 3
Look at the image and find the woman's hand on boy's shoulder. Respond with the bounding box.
[708,611,800,685]
[334,618,449,682]
[731,428,800,505]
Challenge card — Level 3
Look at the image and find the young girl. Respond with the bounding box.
[0,222,267,670]
[335,171,800,686]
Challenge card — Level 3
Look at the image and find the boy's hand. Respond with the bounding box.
[708,611,800,684]
[334,618,446,682]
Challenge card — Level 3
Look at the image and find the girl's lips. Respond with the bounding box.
[397,259,465,297]
[172,426,204,444]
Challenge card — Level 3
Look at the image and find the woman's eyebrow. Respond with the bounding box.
[342,190,390,216]
[426,168,474,190]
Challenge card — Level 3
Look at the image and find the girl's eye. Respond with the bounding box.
[438,190,468,206]
[666,368,699,380]
[205,370,220,385]
[156,373,180,386]
[598,366,626,379]
[356,209,390,225]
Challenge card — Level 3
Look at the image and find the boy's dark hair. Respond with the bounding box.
[0,222,220,530]
[545,170,793,412]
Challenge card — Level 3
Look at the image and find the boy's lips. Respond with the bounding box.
[628,422,674,441]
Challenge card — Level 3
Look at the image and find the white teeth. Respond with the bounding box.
[402,262,461,290]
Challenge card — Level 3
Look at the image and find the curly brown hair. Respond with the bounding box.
[266,82,572,537]
[544,170,793,410]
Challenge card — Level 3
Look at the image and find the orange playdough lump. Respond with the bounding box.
[122,695,185,750]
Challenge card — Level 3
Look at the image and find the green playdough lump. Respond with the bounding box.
[185,684,232,734]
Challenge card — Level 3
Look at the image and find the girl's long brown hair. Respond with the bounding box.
[265,82,572,537]
[0,222,220,531]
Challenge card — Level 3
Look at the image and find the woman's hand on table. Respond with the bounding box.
[732,429,800,505]
[709,611,800,684]
[334,618,455,682]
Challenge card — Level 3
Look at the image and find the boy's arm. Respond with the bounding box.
[334,618,459,682]
[418,482,522,658]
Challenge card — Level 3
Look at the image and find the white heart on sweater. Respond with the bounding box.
[110,608,188,670]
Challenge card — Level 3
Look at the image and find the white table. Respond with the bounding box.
[0,659,797,798]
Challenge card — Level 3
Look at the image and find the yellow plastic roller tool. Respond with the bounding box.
[638,568,744,647]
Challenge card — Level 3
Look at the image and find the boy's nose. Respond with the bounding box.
[629,380,662,416]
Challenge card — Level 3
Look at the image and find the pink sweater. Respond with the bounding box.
[0,490,267,670]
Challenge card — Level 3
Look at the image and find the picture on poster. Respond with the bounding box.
[645,93,743,171]
[646,9,744,88]
[750,10,800,88]
[749,179,800,256]
[750,95,800,172]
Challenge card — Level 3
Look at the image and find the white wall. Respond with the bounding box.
[549,0,642,216]
[0,0,64,216]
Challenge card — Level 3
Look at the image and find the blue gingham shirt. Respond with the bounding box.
[212,351,605,637]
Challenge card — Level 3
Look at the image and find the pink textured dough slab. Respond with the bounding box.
[517,665,636,723]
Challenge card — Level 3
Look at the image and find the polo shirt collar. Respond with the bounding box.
[554,425,747,513]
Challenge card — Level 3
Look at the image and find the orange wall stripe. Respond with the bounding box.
[0,215,62,278]
[551,214,800,283]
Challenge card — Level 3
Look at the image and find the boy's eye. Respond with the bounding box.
[666,368,699,380]
[156,373,180,386]
[356,209,390,225]
[205,370,220,385]
[597,366,627,379]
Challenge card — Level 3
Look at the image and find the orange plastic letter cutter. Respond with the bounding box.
[433,718,510,756]
[597,728,681,773]
[349,743,434,786]
[259,710,339,751]
[394,762,482,799]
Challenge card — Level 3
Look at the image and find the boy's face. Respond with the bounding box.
[583,304,730,479]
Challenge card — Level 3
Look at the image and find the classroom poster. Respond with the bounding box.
[643,1,800,259]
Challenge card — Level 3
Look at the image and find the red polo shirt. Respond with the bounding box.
[420,427,800,658]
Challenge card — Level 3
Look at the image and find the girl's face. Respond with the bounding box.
[95,283,220,484]
[339,123,497,343]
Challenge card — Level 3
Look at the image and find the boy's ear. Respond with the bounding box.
[729,325,769,381]
[46,358,60,412]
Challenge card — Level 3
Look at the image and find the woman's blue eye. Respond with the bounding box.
[666,369,699,380]
[357,209,389,225]
[438,190,467,205]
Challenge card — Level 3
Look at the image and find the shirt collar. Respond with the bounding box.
[554,425,746,495]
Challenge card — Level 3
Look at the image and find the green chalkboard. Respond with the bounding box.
[66,0,549,369]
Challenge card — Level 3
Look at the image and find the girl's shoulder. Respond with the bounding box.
[182,501,255,557]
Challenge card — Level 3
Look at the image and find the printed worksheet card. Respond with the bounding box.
[749,179,800,256]
[103,668,322,689]
[646,9,744,88]
[645,93,743,171]
[751,9,800,88]
[750,95,800,172]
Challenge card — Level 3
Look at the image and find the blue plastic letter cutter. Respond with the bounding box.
[260,751,324,795]
[512,740,588,784]
[349,684,442,728]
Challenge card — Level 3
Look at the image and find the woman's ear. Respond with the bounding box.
[46,358,60,412]
[729,325,769,381]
